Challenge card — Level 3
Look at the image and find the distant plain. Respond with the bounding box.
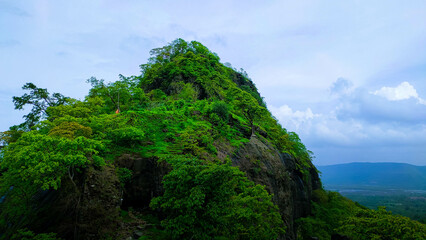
[318,162,426,223]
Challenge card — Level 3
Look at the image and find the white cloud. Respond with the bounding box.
[330,77,353,96]
[269,105,319,131]
[372,81,426,104]
[269,79,426,165]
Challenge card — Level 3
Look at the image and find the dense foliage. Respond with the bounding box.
[151,156,285,239]
[1,39,424,239]
[340,190,426,224]
[337,206,426,240]
[297,189,426,240]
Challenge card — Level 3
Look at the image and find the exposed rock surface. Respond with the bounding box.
[117,135,321,240]
[29,165,122,240]
[232,136,321,239]
[28,136,320,240]
[78,166,122,239]
[116,154,168,210]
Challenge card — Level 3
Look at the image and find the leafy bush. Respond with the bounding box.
[296,190,361,239]
[297,190,426,240]
[48,121,92,139]
[337,207,426,240]
[150,157,285,239]
[210,101,229,121]
[1,132,104,191]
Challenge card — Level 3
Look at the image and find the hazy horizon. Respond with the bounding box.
[315,161,426,167]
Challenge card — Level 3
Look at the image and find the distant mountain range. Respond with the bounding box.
[317,162,426,190]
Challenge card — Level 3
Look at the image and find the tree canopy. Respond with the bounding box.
[12,83,68,129]
[150,156,285,239]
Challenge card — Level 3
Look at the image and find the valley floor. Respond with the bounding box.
[326,185,426,223]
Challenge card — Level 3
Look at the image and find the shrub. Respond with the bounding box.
[210,101,229,122]
[150,157,285,239]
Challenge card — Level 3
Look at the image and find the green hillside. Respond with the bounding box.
[0,39,425,240]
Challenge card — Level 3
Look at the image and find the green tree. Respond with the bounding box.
[0,125,24,146]
[86,76,147,113]
[337,207,426,240]
[1,131,104,191]
[0,131,105,236]
[150,157,285,239]
[296,190,360,240]
[12,83,68,129]
[230,88,267,136]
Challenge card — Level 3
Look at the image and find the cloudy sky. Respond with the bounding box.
[1,0,426,166]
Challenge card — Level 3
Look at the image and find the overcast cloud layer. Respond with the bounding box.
[1,0,426,165]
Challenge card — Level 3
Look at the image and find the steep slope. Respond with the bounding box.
[0,39,319,239]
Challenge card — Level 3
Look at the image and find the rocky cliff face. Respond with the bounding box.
[232,136,321,239]
[19,136,320,240]
[116,154,168,210]
[115,135,321,240]
[26,166,122,240]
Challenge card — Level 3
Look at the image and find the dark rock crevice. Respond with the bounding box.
[116,154,168,211]
[23,165,122,240]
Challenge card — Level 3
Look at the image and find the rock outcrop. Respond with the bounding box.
[232,136,321,239]
[28,166,122,240]
[117,135,321,240]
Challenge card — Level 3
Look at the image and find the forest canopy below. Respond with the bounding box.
[0,39,425,240]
